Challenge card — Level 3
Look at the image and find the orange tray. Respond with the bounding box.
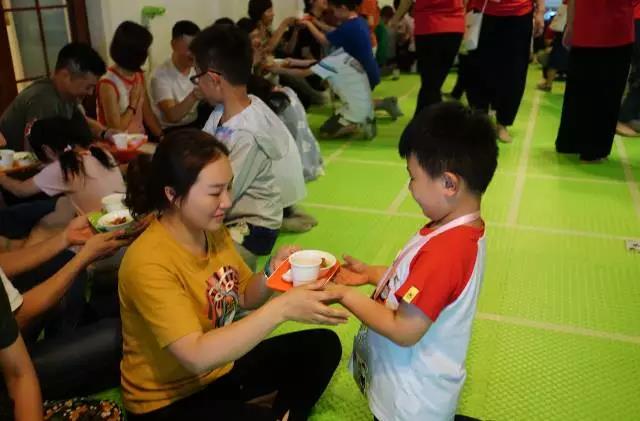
[266,260,340,292]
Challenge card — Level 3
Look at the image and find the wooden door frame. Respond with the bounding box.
[0,0,90,114]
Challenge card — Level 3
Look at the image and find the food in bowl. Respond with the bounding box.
[97,210,134,232]
[13,152,36,167]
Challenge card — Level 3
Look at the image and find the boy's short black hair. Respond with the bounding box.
[190,24,253,86]
[55,43,106,77]
[399,102,498,195]
[172,20,200,40]
[248,0,273,23]
[110,21,153,72]
[214,17,235,26]
[381,5,395,19]
[328,0,363,11]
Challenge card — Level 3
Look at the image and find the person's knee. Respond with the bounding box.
[303,329,343,369]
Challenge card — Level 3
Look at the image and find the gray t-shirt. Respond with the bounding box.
[0,79,86,151]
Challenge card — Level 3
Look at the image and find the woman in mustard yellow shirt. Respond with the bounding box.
[119,129,347,420]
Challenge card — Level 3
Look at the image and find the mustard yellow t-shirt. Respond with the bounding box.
[118,219,253,414]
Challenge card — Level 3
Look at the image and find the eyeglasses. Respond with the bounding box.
[190,69,222,85]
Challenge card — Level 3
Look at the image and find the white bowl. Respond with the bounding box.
[304,250,337,277]
[101,193,126,213]
[97,209,134,232]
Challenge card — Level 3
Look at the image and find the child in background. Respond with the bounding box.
[0,117,125,246]
[191,24,306,269]
[300,0,403,129]
[97,21,163,139]
[269,50,376,139]
[247,75,324,182]
[331,102,498,420]
[0,117,124,217]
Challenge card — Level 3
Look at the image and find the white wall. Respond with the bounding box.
[87,0,303,71]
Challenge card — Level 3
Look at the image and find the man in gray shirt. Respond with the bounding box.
[0,43,113,151]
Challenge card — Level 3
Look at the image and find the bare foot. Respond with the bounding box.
[616,122,640,137]
[497,124,513,143]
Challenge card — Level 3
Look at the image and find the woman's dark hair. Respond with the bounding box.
[399,102,498,195]
[29,117,117,183]
[248,0,273,23]
[110,21,153,72]
[237,17,258,34]
[247,75,290,115]
[125,129,230,218]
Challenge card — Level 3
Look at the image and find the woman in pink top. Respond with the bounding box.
[97,21,162,138]
[0,117,125,216]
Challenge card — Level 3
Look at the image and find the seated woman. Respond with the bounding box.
[0,117,125,234]
[119,129,346,420]
[97,21,162,139]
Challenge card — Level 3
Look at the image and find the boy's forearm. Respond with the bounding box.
[366,265,389,285]
[340,287,402,340]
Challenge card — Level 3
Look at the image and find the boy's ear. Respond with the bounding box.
[442,172,460,195]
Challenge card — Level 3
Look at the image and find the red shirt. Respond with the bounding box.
[394,225,484,322]
[414,0,465,35]
[572,0,635,48]
[634,2,640,19]
[469,0,533,16]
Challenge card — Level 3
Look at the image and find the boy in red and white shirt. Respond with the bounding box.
[331,102,498,420]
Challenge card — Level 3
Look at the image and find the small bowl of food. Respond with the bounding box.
[13,152,36,167]
[290,250,336,278]
[97,209,134,232]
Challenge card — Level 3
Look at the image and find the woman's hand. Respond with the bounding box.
[273,281,350,325]
[334,255,370,286]
[533,12,545,38]
[269,245,300,273]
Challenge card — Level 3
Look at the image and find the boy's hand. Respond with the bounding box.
[335,255,370,286]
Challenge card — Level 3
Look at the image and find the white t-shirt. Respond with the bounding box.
[311,49,374,124]
[1,268,23,312]
[150,59,198,129]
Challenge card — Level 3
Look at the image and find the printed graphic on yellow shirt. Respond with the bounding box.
[206,266,240,328]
